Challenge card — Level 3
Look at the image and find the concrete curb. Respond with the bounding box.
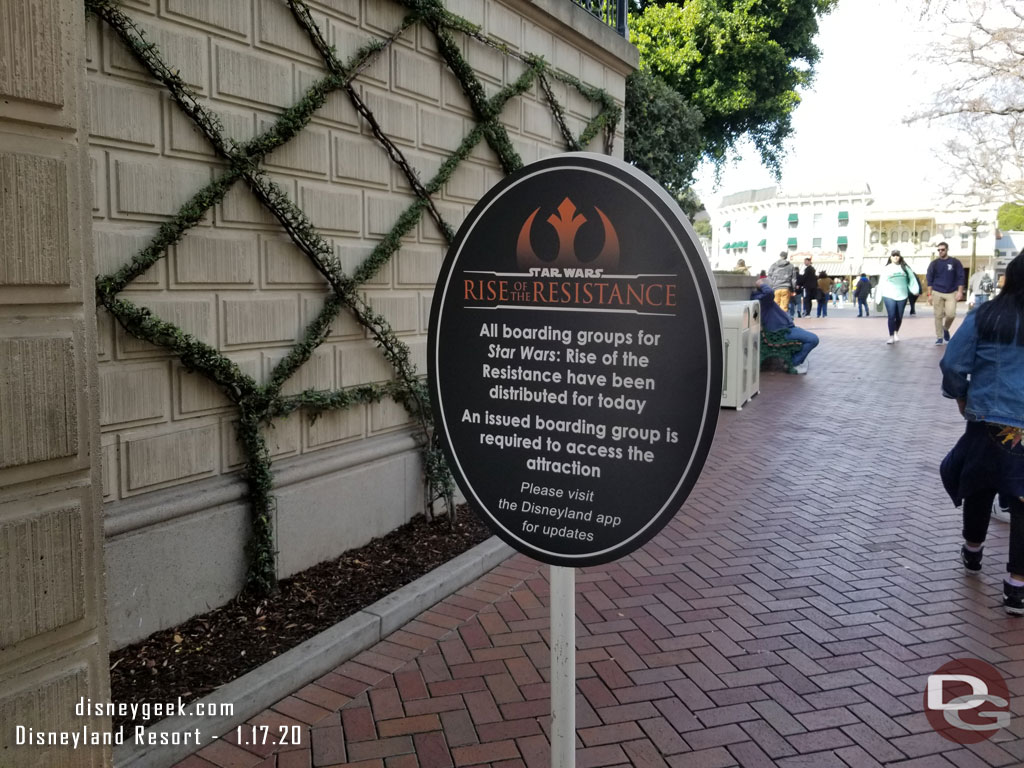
[114,536,514,768]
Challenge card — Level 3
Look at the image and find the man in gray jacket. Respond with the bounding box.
[767,251,796,311]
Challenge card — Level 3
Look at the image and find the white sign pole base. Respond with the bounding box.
[550,565,576,768]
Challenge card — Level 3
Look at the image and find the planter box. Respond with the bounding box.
[714,272,757,301]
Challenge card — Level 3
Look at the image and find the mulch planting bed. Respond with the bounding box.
[109,509,491,729]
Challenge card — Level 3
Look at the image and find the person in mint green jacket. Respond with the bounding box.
[879,250,919,344]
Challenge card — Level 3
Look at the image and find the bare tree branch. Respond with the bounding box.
[905,0,1024,204]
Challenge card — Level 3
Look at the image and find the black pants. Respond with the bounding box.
[963,489,1024,574]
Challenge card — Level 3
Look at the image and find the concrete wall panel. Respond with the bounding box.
[0,152,71,286]
[395,244,445,286]
[257,0,323,61]
[164,0,252,38]
[333,132,392,187]
[393,47,443,104]
[0,0,63,106]
[221,294,300,347]
[214,42,294,108]
[121,422,219,494]
[264,235,326,286]
[106,19,209,91]
[263,119,331,176]
[0,503,86,648]
[114,296,214,355]
[173,230,258,286]
[112,154,212,218]
[0,337,79,469]
[0,665,104,768]
[88,79,161,149]
[98,361,169,427]
[93,225,163,286]
[275,451,414,579]
[105,500,249,647]
[223,415,300,468]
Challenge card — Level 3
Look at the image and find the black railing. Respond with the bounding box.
[570,0,628,38]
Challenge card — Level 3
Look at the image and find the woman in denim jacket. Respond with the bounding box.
[940,253,1024,614]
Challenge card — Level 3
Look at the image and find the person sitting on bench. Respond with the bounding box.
[752,284,819,375]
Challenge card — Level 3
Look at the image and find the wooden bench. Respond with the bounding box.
[760,328,804,374]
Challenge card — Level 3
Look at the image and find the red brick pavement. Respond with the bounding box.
[176,308,1024,768]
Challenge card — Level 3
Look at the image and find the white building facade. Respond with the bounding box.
[710,186,873,279]
[862,206,999,279]
[711,185,1000,282]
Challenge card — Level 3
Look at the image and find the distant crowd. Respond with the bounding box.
[744,249,1024,616]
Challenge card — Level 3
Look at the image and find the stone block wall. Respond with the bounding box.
[0,1,110,766]
[89,0,637,646]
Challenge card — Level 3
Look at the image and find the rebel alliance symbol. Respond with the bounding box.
[516,197,620,271]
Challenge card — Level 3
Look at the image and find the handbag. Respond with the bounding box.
[904,266,920,296]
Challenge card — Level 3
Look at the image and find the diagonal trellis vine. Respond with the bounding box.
[86,0,621,597]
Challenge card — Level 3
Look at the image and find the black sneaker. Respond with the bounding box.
[944,328,951,341]
[1004,582,1024,615]
[935,338,944,345]
[961,545,983,572]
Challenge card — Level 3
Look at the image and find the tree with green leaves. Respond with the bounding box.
[999,202,1024,231]
[624,0,838,195]
[625,69,703,196]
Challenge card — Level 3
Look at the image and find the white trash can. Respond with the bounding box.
[720,299,761,409]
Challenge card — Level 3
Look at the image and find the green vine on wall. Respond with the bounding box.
[87,0,621,597]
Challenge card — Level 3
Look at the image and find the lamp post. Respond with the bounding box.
[961,218,990,278]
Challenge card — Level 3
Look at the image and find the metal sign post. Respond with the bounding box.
[550,565,576,768]
[428,153,721,768]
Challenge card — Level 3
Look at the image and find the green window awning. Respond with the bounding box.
[758,216,767,224]
[723,242,732,249]
[723,221,731,228]
[788,213,799,222]
[740,240,748,247]
[757,239,766,247]
[787,237,798,246]
[837,235,848,245]
[838,211,849,220]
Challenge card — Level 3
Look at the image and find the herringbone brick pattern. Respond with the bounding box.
[177,307,1024,768]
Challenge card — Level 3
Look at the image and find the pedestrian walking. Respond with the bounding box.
[939,253,1024,614]
[816,271,831,318]
[799,257,817,318]
[927,242,966,345]
[854,273,871,317]
[969,267,995,309]
[879,250,919,344]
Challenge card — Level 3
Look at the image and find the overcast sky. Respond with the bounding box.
[693,0,954,210]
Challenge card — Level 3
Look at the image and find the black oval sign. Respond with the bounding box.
[428,153,721,567]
